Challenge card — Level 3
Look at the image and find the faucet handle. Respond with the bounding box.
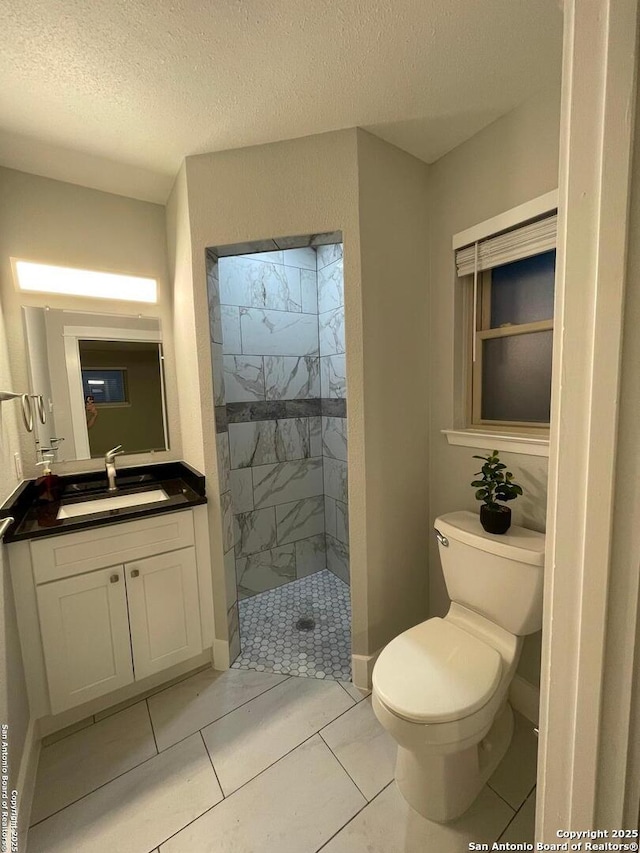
[105,445,124,459]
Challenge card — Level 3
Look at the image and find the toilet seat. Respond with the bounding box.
[372,617,502,725]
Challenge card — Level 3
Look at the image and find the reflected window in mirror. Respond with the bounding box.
[82,369,129,405]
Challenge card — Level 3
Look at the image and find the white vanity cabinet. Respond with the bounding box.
[125,548,202,681]
[10,507,213,718]
[37,565,134,712]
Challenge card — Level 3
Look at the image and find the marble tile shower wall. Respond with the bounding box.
[207,256,241,662]
[212,248,323,603]
[207,244,348,643]
[317,244,349,585]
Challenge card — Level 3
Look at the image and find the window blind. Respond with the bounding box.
[455,214,557,277]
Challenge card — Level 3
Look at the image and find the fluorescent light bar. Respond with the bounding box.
[14,261,157,303]
[87,380,105,385]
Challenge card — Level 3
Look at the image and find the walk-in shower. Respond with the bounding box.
[206,234,350,681]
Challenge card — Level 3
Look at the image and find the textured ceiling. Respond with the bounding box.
[0,0,563,202]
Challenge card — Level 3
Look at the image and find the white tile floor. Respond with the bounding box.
[27,668,537,853]
[232,570,352,681]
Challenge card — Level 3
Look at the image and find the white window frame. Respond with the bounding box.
[443,190,558,457]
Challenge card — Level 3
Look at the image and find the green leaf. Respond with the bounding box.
[475,489,488,500]
[470,480,486,487]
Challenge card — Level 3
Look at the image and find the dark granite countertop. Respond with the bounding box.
[0,461,207,543]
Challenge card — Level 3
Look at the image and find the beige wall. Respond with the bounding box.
[172,128,431,658]
[355,129,430,649]
[427,87,561,686]
[166,165,228,641]
[0,166,180,477]
[0,294,30,801]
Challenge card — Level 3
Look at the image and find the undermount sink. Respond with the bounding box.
[57,488,170,520]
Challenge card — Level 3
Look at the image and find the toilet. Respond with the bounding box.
[372,510,545,823]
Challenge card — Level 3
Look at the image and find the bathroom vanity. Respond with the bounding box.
[1,462,214,722]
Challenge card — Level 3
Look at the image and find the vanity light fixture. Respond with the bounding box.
[13,260,157,304]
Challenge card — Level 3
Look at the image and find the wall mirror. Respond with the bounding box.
[22,307,170,462]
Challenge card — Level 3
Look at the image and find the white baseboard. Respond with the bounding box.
[509,674,540,725]
[212,638,230,670]
[16,716,40,851]
[352,649,382,691]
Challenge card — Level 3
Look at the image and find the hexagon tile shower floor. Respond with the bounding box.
[231,569,352,681]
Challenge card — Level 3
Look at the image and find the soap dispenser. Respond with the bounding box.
[35,455,61,503]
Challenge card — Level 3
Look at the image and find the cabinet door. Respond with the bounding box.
[125,547,203,681]
[37,567,134,714]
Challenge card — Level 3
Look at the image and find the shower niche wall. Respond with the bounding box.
[207,235,350,681]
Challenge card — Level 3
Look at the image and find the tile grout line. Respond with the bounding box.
[39,661,213,750]
[315,781,394,852]
[146,698,159,755]
[183,683,360,806]
[29,674,293,829]
[486,779,520,812]
[195,716,354,802]
[199,730,225,800]
[336,681,368,703]
[96,663,212,722]
[151,674,294,756]
[495,780,538,843]
[496,803,522,842]
[153,729,339,851]
[317,729,369,802]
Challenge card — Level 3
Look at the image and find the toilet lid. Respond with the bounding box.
[373,618,502,724]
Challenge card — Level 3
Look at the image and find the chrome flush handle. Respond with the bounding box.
[435,529,449,547]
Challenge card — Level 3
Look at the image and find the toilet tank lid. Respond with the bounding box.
[435,511,545,567]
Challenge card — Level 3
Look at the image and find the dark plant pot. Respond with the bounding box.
[480,504,511,535]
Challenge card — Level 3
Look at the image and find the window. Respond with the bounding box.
[455,209,557,435]
[82,369,129,405]
[473,251,555,428]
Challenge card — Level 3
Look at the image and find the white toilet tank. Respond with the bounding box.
[434,511,545,636]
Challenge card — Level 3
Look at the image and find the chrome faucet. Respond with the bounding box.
[105,445,124,492]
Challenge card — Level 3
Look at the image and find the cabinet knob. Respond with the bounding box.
[130,568,140,578]
[110,574,119,584]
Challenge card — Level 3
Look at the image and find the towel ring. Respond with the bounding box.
[20,394,34,432]
[32,394,46,425]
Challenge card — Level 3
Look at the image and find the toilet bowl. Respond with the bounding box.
[372,511,545,822]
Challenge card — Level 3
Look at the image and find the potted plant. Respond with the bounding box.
[471,450,523,534]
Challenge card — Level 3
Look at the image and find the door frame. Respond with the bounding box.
[538,0,640,835]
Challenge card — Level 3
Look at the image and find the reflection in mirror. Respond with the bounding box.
[22,307,170,462]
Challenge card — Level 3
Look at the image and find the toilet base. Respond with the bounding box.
[395,702,514,823]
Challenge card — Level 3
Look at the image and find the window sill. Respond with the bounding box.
[442,429,549,458]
